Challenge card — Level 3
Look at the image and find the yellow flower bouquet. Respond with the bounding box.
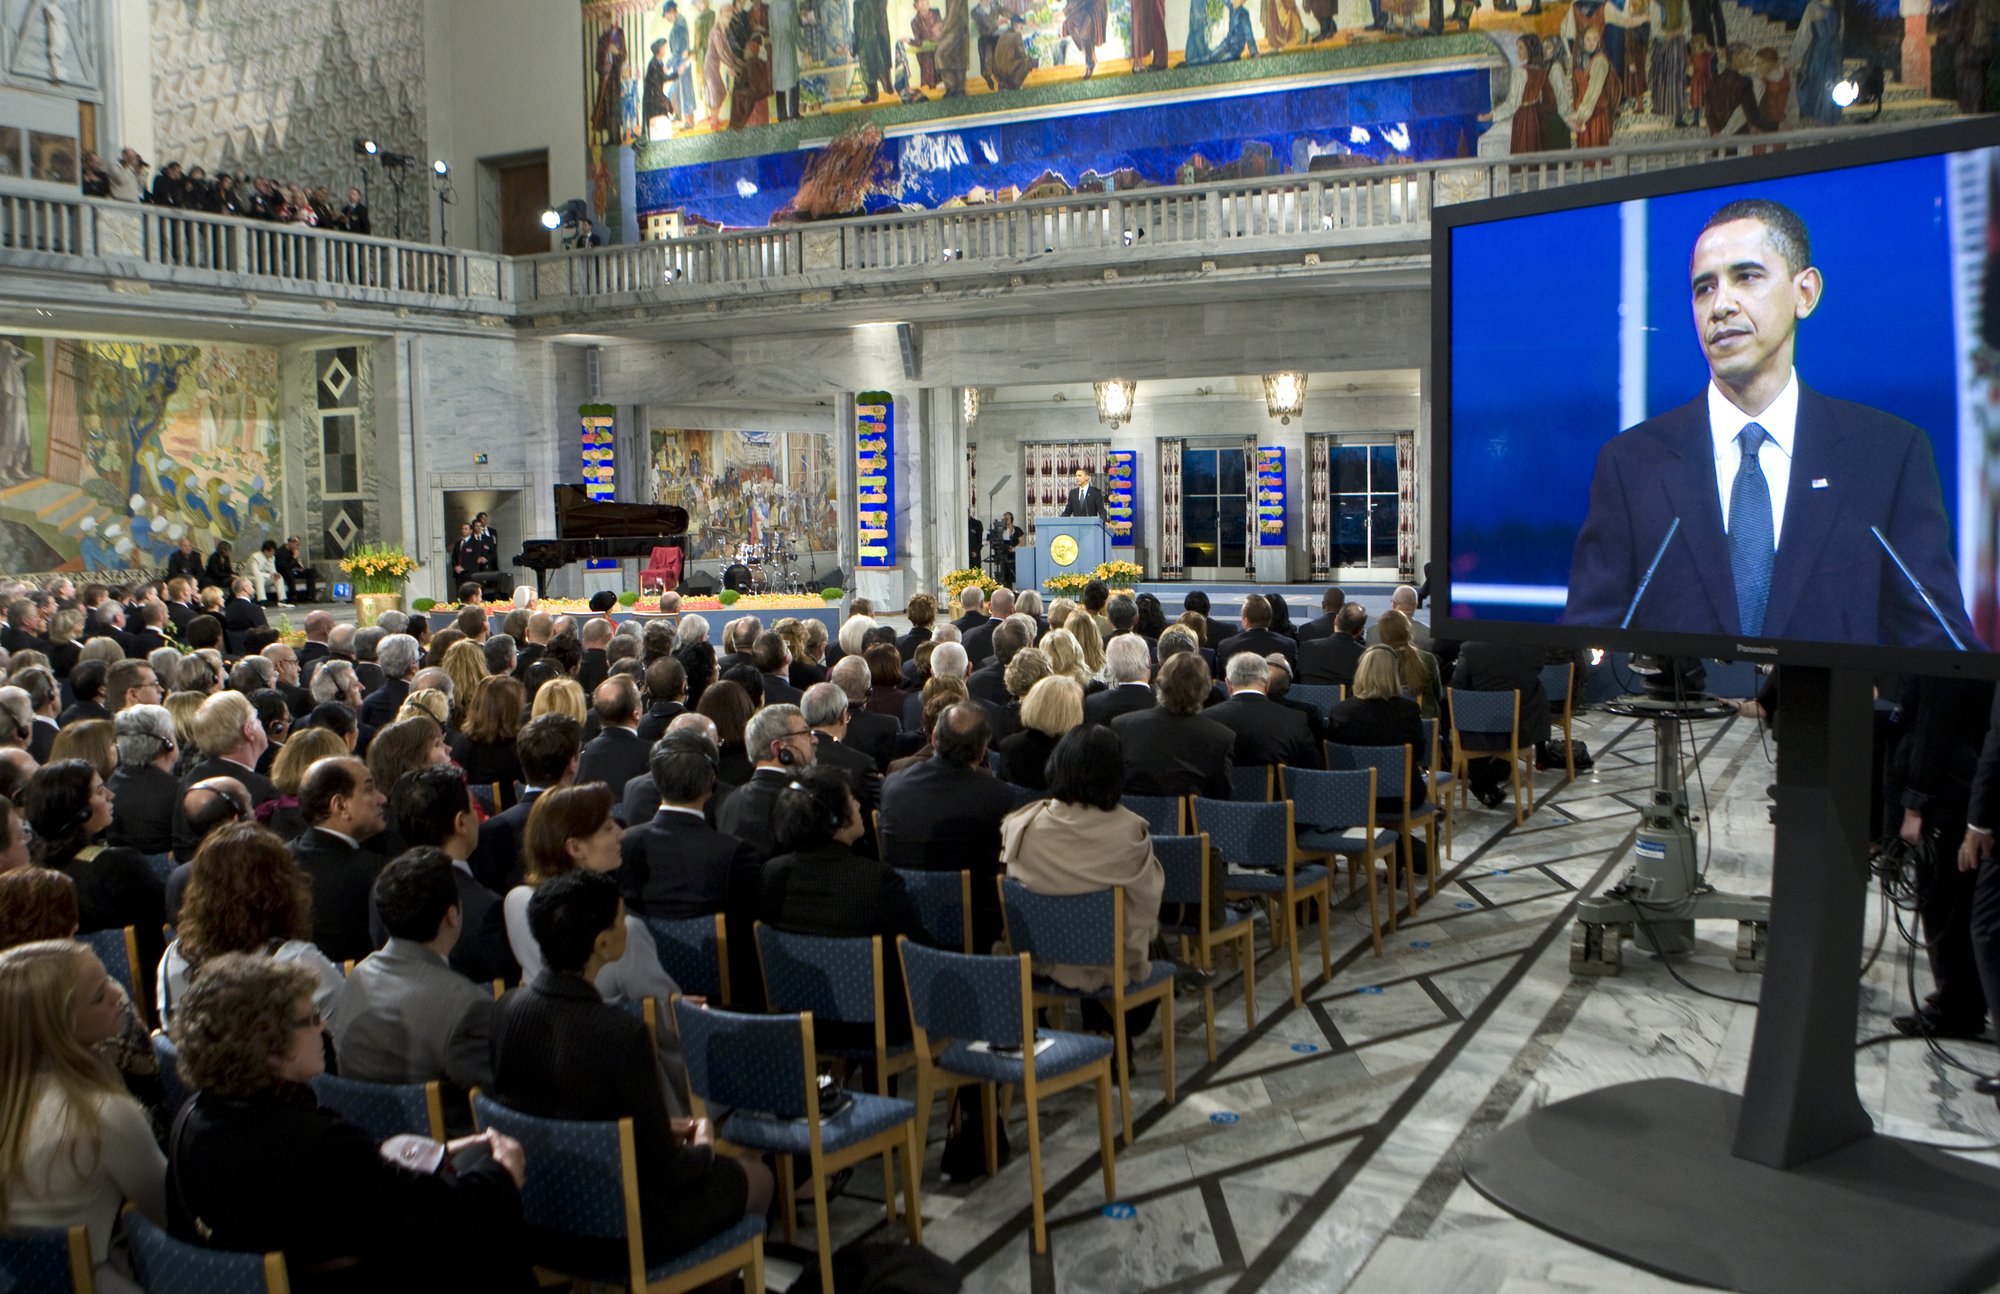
[339,542,420,595]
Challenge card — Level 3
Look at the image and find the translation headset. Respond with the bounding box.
[785,778,843,836]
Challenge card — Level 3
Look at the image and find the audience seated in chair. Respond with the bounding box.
[286,756,389,964]
[879,700,1018,955]
[1209,651,1322,771]
[1110,653,1235,802]
[27,759,167,1004]
[381,765,518,985]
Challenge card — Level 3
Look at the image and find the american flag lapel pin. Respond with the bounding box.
[1811,478,1829,489]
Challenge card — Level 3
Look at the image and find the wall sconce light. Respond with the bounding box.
[1094,379,1137,430]
[1262,372,1307,425]
[963,387,980,427]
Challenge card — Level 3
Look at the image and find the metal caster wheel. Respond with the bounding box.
[1570,920,1623,976]
[1733,921,1767,974]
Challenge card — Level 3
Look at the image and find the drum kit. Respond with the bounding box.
[722,532,811,594]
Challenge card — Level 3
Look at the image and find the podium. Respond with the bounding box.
[1018,515,1111,594]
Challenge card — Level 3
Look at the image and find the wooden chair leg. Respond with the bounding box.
[1160,988,1175,1106]
[1404,832,1419,919]
[812,1159,835,1294]
[1315,883,1331,979]
[1113,1004,1135,1143]
[1028,1091,1048,1252]
[1240,929,1257,1030]
[881,1148,898,1226]
[980,1081,999,1178]
[1285,891,1304,1005]
[777,1153,797,1245]
[902,1123,924,1244]
[749,1234,764,1294]
[1095,1071,1116,1200]
[1203,971,1218,1063]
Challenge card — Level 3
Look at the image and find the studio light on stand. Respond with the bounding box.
[1831,61,1884,120]
[379,151,418,240]
[1262,372,1307,425]
[352,139,377,224]
[1094,379,1137,430]
[430,159,454,247]
[541,198,592,249]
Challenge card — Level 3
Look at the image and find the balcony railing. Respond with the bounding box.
[0,182,508,304]
[519,123,1924,306]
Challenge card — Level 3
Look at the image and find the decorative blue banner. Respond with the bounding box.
[1105,450,1136,549]
[1256,447,1285,548]
[857,395,895,568]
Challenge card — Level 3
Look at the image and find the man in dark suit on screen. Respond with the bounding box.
[1565,199,1980,651]
[1060,467,1106,518]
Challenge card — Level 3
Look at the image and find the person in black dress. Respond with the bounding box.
[25,759,167,1003]
[1325,646,1428,813]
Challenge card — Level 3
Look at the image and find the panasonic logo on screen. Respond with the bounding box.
[1735,645,1779,655]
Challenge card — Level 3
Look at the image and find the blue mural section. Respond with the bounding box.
[636,68,1492,228]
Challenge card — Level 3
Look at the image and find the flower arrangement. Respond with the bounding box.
[338,543,420,595]
[1043,572,1093,596]
[943,568,1000,600]
[1094,560,1143,589]
[821,588,843,602]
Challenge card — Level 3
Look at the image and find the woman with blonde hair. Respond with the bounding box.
[1065,608,1107,682]
[530,676,587,726]
[1326,645,1428,812]
[0,938,167,1293]
[78,636,123,669]
[450,674,527,810]
[440,638,488,708]
[261,727,348,839]
[48,720,115,781]
[396,689,452,730]
[161,691,203,755]
[1047,597,1075,632]
[998,675,1082,789]
[46,608,84,678]
[1375,609,1441,720]
[1042,628,1092,690]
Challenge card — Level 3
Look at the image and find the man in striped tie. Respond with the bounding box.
[1564,197,1980,651]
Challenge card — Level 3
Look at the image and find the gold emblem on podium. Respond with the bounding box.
[1050,535,1079,567]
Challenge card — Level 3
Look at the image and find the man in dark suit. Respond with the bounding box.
[381,767,518,985]
[1111,653,1234,801]
[275,536,318,603]
[127,602,170,657]
[470,715,580,891]
[1085,634,1156,725]
[86,603,137,658]
[1060,466,1106,517]
[803,682,883,855]
[635,656,686,744]
[751,632,802,706]
[171,690,277,847]
[1453,641,1550,807]
[164,578,199,634]
[879,701,1018,952]
[1217,594,1298,669]
[963,588,1014,666]
[967,618,1030,708]
[1298,604,1368,686]
[831,657,897,773]
[287,756,390,962]
[17,667,58,763]
[1210,652,1321,770]
[1295,587,1347,643]
[359,632,419,728]
[578,619,613,696]
[1,598,50,658]
[951,587,989,635]
[578,679,652,814]
[717,703,814,864]
[1566,198,1978,651]
[223,577,269,638]
[165,537,204,584]
[57,661,110,726]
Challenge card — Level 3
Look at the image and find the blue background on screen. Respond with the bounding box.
[1448,154,1958,623]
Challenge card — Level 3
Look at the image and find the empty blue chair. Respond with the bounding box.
[672,998,920,1294]
[1154,833,1255,1060]
[472,1094,765,1293]
[0,1223,92,1293]
[1449,688,1533,824]
[1333,743,1437,919]
[1121,794,1183,835]
[310,1072,446,1143]
[1288,683,1343,722]
[999,878,1175,1143]
[1540,663,1577,780]
[898,937,1117,1253]
[78,927,139,1012]
[125,1206,288,1294]
[1013,783,1045,808]
[896,869,973,953]
[1230,763,1275,802]
[1285,766,1397,957]
[643,913,731,1006]
[1193,797,1332,1007]
[152,1030,191,1115]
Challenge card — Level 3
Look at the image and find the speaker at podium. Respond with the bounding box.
[1019,515,1111,593]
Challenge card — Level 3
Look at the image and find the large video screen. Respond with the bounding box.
[1438,122,2000,670]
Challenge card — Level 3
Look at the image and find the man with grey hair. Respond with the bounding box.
[1365,585,1431,649]
[12,666,57,762]
[376,609,409,637]
[929,641,969,682]
[952,584,987,634]
[830,654,896,774]
[718,703,814,866]
[311,659,362,709]
[91,600,136,656]
[352,626,387,694]
[640,617,677,666]
[0,687,31,750]
[483,633,516,677]
[967,616,1028,707]
[361,633,420,727]
[931,623,962,645]
[262,641,311,717]
[410,667,453,702]
[963,586,1015,665]
[223,576,269,642]
[803,680,881,849]
[149,645,182,686]
[1085,633,1155,727]
[227,656,275,697]
[1210,651,1319,771]
[108,704,180,858]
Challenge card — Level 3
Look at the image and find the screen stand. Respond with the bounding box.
[1463,665,2000,1294]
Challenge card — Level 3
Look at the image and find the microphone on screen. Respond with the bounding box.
[1872,525,1967,651]
[1620,518,1680,631]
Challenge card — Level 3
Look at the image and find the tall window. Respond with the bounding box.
[1180,443,1246,573]
[1332,442,1400,571]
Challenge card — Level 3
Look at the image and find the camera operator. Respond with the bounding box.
[1887,675,1994,1040]
[989,511,1024,587]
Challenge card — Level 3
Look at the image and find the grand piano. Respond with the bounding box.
[515,485,689,598]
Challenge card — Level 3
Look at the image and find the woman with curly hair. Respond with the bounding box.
[156,822,340,1028]
[165,953,532,1290]
[450,674,526,810]
[0,938,167,1293]
[695,679,755,786]
[440,639,488,710]
[24,761,164,998]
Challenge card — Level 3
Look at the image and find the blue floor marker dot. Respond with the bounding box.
[1489,869,1510,877]
[1409,940,1432,949]
[1456,901,1478,909]
[1101,1203,1137,1219]
[1358,985,1383,994]
[1291,1042,1319,1054]
[1209,1111,1240,1125]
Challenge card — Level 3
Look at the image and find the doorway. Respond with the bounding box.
[1180,442,1247,579]
[441,489,523,593]
[495,156,551,256]
[1329,442,1402,574]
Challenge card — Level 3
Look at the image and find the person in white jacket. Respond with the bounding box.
[249,539,286,605]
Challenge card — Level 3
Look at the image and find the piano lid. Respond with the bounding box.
[553,485,688,540]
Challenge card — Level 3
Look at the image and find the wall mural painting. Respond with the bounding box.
[588,0,1951,230]
[0,334,281,574]
[650,426,839,561]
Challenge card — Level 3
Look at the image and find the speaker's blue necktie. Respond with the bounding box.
[1728,422,1774,636]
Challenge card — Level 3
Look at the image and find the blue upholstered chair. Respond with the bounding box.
[897,938,1118,1253]
[1284,766,1397,957]
[472,1094,765,1294]
[671,998,921,1294]
[643,913,731,1006]
[1231,763,1275,803]
[1328,742,1437,919]
[1154,832,1255,1060]
[309,1072,447,1143]
[1540,662,1577,780]
[999,878,1176,1142]
[1288,683,1344,722]
[151,1030,191,1115]
[0,1222,93,1293]
[1121,794,1184,836]
[1014,783,1045,808]
[754,926,921,1211]
[78,926,140,1013]
[896,868,974,953]
[1449,687,1533,824]
[1193,797,1332,1005]
[124,1206,289,1294]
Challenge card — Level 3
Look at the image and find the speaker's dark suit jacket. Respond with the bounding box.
[1061,486,1106,517]
[1110,707,1234,801]
[1209,691,1322,771]
[577,726,651,809]
[1083,682,1155,726]
[1298,634,1364,686]
[1565,386,1979,649]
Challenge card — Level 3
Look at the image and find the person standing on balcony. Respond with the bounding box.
[106,148,146,203]
[150,161,187,208]
[337,188,370,235]
[78,151,108,197]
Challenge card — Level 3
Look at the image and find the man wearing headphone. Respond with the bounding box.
[714,704,816,1010]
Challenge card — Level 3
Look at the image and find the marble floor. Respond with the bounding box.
[769,703,2000,1294]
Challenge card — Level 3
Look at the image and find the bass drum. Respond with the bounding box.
[723,563,754,592]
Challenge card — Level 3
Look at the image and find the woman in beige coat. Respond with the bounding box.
[1001,724,1163,1032]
